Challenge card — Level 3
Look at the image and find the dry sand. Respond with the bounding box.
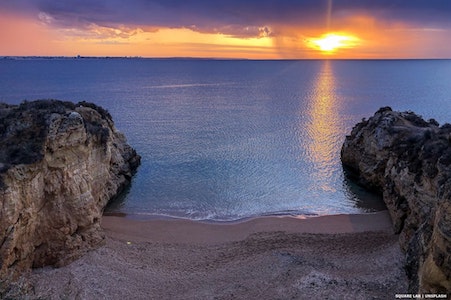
[25,211,408,299]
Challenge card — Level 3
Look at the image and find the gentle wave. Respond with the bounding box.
[145,82,233,89]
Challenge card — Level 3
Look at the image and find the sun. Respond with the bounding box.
[307,33,360,53]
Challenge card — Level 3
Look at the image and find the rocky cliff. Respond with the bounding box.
[0,100,140,280]
[341,107,450,293]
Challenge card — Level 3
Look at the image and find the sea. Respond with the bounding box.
[1,58,450,221]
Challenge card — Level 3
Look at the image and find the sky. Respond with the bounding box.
[1,0,451,59]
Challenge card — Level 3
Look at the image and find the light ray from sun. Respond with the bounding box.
[326,0,333,29]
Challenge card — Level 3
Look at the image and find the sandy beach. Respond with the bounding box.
[25,211,408,299]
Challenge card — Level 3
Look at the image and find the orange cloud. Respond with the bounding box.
[29,26,274,58]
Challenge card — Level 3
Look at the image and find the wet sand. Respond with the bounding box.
[27,211,408,299]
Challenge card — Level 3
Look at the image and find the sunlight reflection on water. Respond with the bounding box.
[305,60,341,191]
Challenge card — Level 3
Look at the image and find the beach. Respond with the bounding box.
[26,211,408,299]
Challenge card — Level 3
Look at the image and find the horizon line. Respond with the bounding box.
[2,55,451,61]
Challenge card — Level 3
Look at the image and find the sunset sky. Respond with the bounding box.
[1,0,451,59]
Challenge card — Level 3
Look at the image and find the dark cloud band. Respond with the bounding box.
[3,0,451,37]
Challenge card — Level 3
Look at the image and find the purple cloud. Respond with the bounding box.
[2,0,451,38]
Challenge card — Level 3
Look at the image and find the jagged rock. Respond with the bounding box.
[341,107,451,293]
[0,100,140,281]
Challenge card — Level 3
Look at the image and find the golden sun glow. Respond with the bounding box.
[307,33,360,53]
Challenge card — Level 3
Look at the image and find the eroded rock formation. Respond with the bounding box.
[341,107,450,293]
[0,100,140,280]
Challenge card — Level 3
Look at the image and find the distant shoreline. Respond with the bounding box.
[2,55,450,61]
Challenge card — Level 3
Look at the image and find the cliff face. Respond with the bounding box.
[341,107,450,293]
[0,100,140,279]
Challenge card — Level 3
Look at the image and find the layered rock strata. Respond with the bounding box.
[341,107,450,293]
[0,100,140,279]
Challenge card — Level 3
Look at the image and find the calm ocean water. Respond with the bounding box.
[1,58,451,220]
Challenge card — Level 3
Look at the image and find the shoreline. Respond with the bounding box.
[101,210,394,245]
[26,210,408,299]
